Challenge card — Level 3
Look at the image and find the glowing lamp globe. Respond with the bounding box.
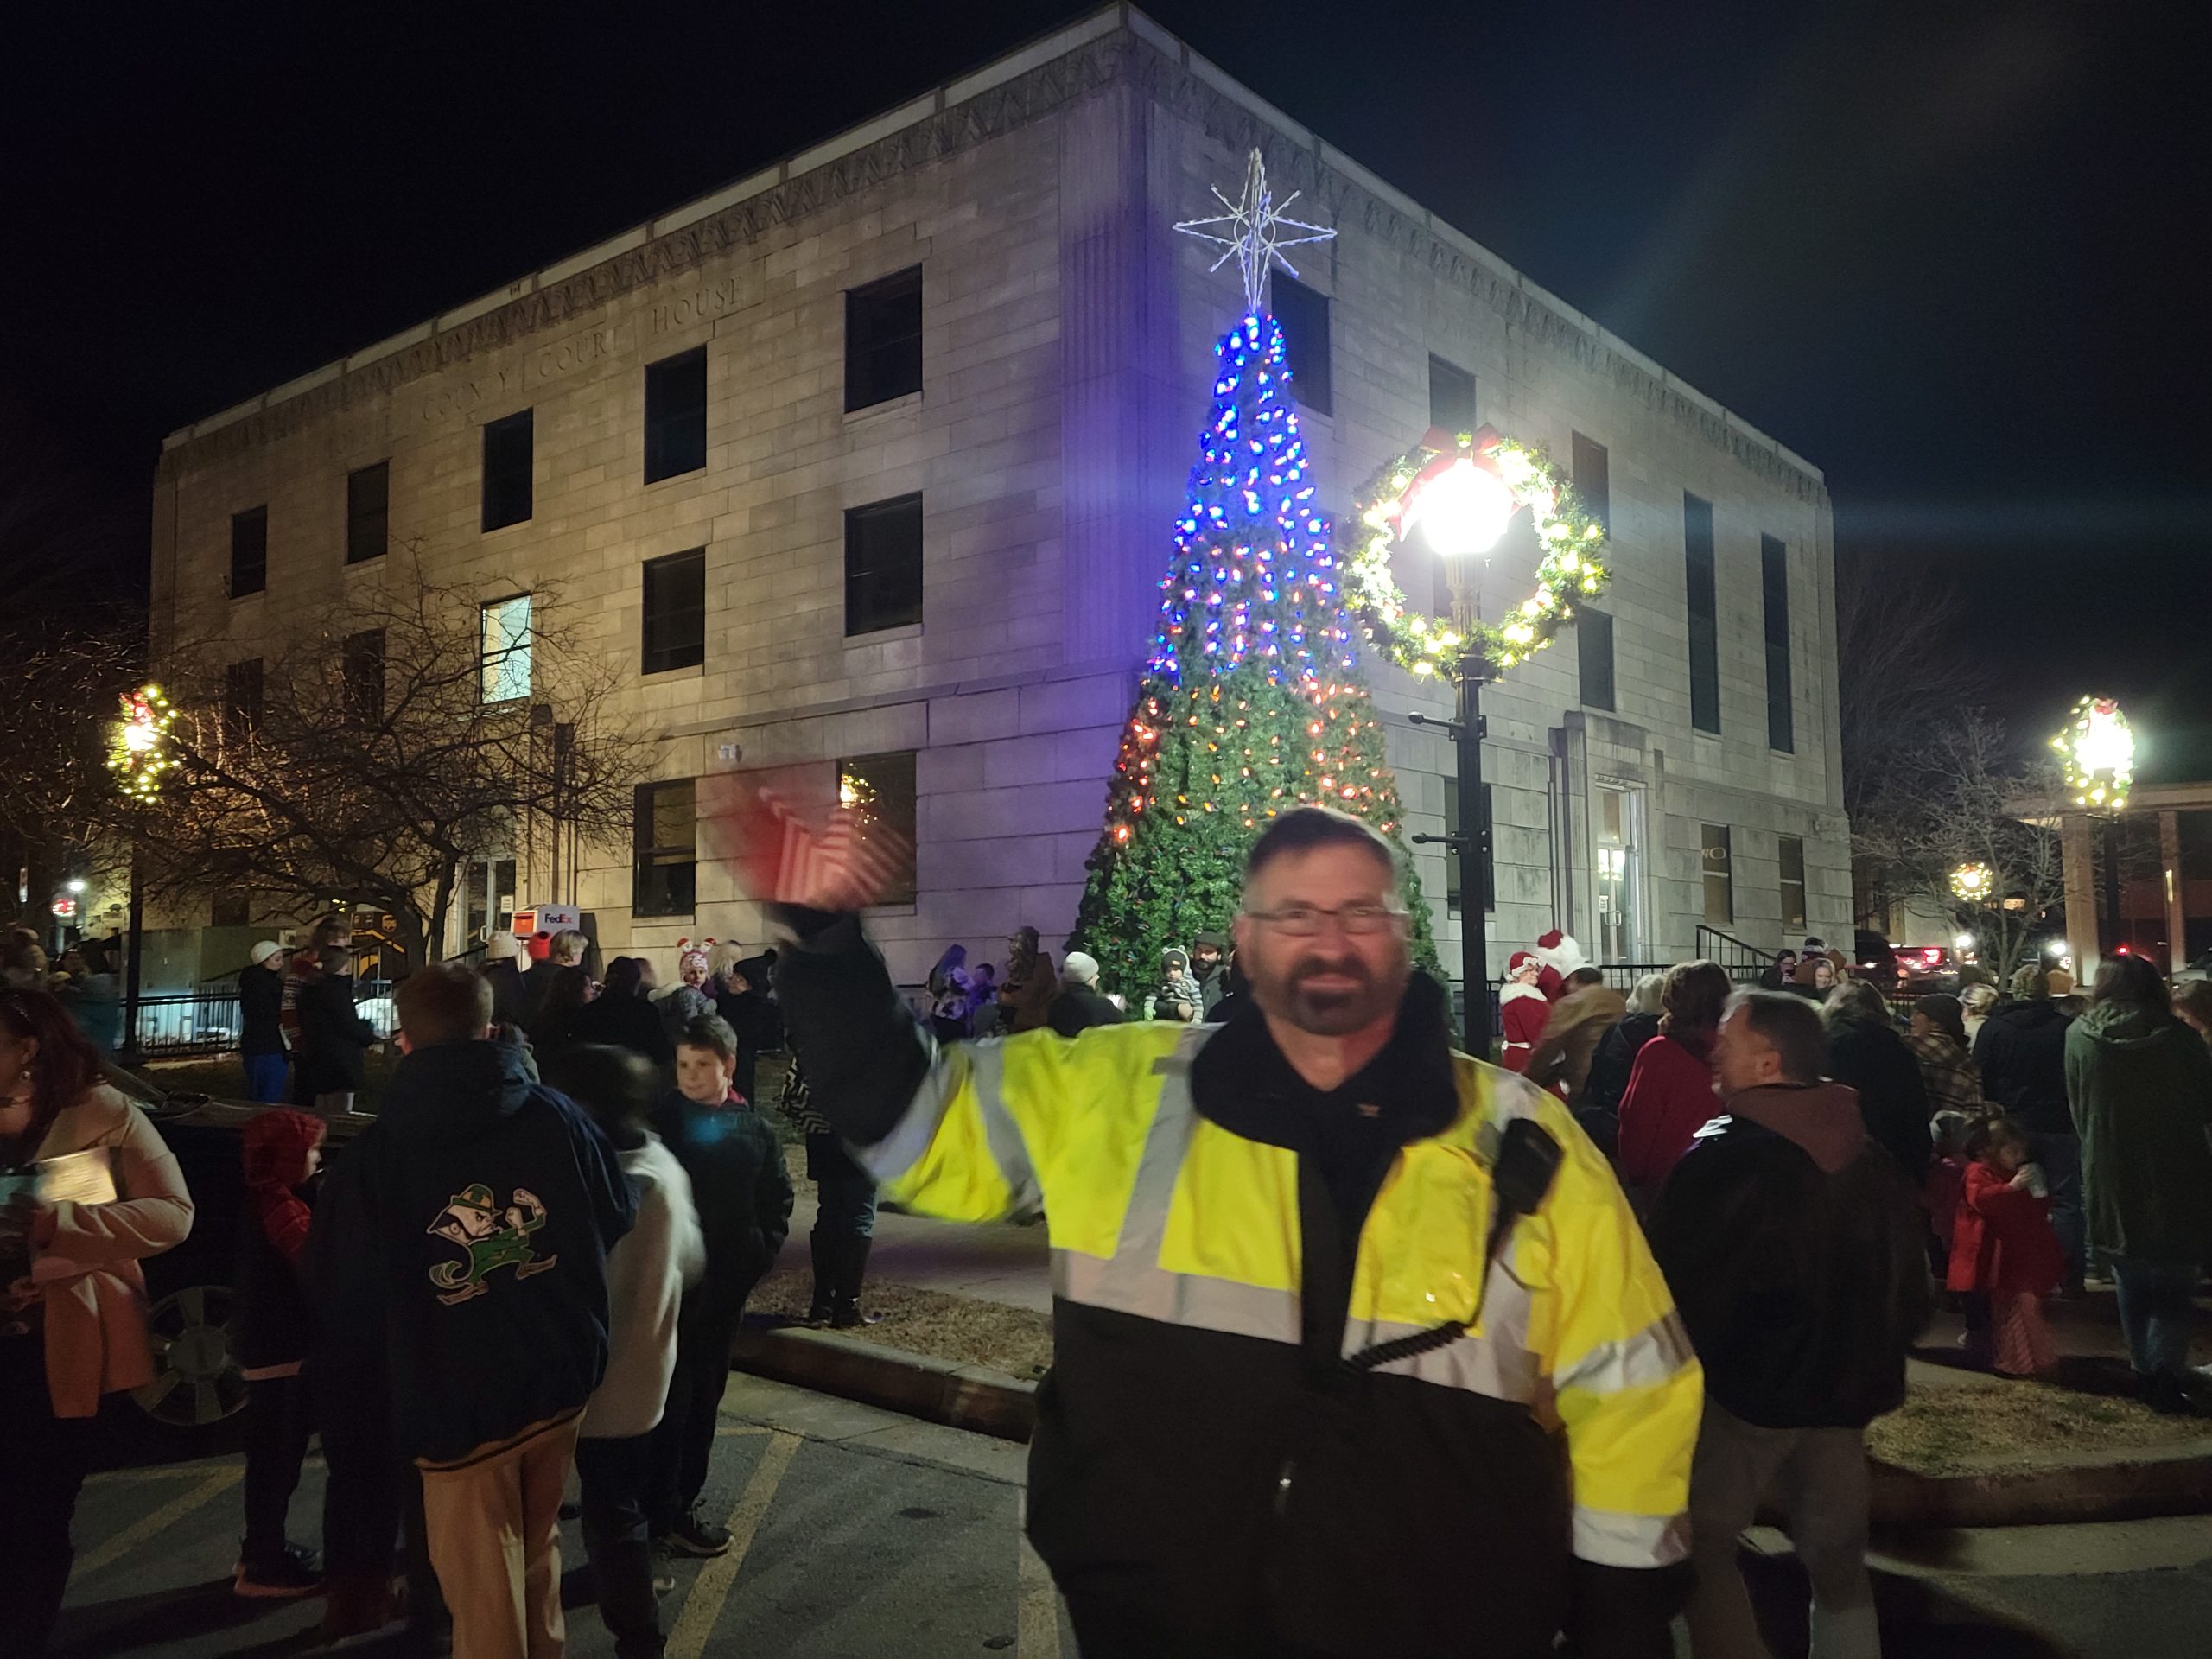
[2052,695,2134,810]
[1405,457,1516,560]
[1949,862,1993,903]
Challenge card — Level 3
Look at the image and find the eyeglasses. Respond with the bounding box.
[1241,901,1408,938]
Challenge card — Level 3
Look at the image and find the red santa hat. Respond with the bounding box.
[1508,950,1540,974]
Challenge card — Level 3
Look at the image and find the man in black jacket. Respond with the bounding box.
[1046,951,1125,1037]
[310,962,633,1656]
[1820,981,1935,1179]
[1649,991,1928,1659]
[1974,963,2082,1285]
[238,940,288,1103]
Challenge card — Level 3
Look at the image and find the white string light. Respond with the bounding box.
[1174,149,1336,313]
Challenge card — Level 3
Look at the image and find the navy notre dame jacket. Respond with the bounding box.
[309,1039,635,1465]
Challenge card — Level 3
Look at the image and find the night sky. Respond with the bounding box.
[8,1,2206,772]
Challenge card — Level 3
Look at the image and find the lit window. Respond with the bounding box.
[480,594,532,704]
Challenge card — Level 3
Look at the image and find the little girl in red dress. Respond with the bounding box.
[1947,1117,2066,1376]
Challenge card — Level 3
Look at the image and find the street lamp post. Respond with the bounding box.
[109,685,176,1067]
[1400,435,1521,1054]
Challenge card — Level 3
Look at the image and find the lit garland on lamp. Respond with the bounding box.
[1341,429,1611,677]
[108,684,178,803]
[1950,861,1994,903]
[2050,695,2134,810]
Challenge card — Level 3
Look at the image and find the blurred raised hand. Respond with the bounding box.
[723,787,912,913]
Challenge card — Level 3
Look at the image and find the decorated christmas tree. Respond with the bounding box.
[1068,302,1440,996]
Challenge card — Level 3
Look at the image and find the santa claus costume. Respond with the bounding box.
[1497,952,1549,1072]
[1531,929,1586,1001]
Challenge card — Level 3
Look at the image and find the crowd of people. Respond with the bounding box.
[5,850,2210,1656]
[0,931,806,1656]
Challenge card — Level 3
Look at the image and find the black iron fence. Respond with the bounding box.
[127,982,396,1058]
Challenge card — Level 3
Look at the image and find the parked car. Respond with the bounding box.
[98,1065,372,1452]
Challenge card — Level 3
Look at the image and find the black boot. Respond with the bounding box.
[806,1228,834,1325]
[830,1236,878,1328]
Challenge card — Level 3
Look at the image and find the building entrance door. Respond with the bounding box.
[1593,783,1643,963]
[460,855,518,953]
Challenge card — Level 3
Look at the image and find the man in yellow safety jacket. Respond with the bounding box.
[768,805,1702,1657]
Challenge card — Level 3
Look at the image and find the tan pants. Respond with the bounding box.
[418,1414,581,1659]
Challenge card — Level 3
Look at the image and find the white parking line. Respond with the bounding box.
[1015,1492,1060,1659]
[665,1429,802,1659]
[75,1467,243,1579]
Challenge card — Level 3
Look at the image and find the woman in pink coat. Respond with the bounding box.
[1,987,194,1655]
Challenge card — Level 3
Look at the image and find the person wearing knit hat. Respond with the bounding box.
[1530,929,1586,1001]
[239,941,290,1103]
[1048,951,1125,1038]
[1498,951,1548,1071]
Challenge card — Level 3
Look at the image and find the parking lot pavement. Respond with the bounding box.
[56,1375,1076,1658]
[55,1370,2212,1657]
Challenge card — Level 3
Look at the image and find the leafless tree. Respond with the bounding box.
[1853,713,2065,982]
[119,568,651,968]
[1834,550,1992,828]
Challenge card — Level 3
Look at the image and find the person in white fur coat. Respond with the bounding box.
[1531,929,1587,1001]
[1498,951,1550,1072]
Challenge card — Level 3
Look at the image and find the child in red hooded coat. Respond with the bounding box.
[234,1109,327,1597]
[1947,1116,2065,1377]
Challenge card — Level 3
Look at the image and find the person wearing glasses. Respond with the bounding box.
[749,803,1700,1659]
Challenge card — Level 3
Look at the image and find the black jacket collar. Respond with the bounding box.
[1189,970,1460,1151]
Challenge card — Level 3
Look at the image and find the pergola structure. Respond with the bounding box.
[2012,781,2212,983]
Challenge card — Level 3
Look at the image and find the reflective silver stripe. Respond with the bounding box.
[1340,1236,1547,1408]
[969,1039,1040,1215]
[854,1029,966,1187]
[1054,1249,1299,1342]
[1554,1310,1697,1397]
[1573,1505,1693,1568]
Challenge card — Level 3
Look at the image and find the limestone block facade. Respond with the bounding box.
[151,4,1848,988]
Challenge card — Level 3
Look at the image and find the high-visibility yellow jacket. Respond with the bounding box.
[779,931,1701,1659]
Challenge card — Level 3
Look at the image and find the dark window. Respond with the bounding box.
[346,462,389,564]
[644,347,708,482]
[223,658,264,745]
[481,410,533,531]
[836,752,918,905]
[230,505,267,598]
[1572,432,1610,535]
[343,629,385,726]
[1761,533,1794,753]
[641,550,707,674]
[210,893,251,928]
[845,266,923,412]
[1428,355,1476,436]
[1779,834,1808,930]
[1271,275,1332,415]
[1442,782,1494,914]
[1578,608,1616,711]
[845,494,924,635]
[1684,493,1719,733]
[1702,823,1734,925]
[632,779,696,918]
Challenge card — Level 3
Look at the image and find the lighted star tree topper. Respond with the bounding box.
[1067,156,1439,996]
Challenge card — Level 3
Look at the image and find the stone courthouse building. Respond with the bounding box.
[151,3,1848,989]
